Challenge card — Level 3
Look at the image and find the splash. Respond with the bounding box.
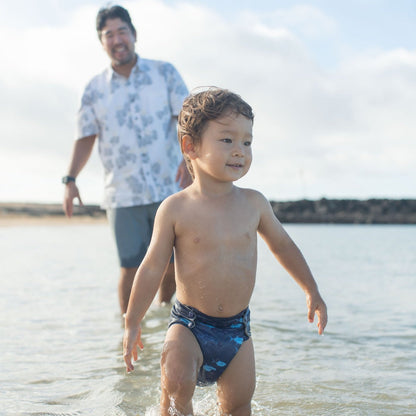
[167,396,192,416]
[144,392,220,416]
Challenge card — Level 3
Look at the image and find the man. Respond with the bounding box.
[62,5,190,314]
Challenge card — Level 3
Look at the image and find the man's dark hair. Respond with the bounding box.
[96,5,136,40]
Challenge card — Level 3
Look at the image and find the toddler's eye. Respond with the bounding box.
[244,141,252,146]
[221,138,232,143]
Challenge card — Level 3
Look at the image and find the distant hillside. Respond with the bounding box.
[1,199,415,224]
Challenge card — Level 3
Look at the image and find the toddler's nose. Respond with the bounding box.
[232,145,244,157]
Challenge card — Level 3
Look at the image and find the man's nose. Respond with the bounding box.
[113,33,123,44]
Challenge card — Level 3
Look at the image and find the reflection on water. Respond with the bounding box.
[0,224,415,415]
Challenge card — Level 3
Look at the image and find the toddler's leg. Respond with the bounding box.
[216,338,256,416]
[160,324,203,416]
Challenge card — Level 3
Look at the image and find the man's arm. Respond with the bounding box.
[175,159,192,189]
[63,135,96,217]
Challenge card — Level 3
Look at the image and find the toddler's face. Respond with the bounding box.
[193,113,253,182]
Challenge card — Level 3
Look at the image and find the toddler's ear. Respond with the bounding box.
[182,135,198,160]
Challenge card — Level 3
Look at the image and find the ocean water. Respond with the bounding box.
[0,223,415,415]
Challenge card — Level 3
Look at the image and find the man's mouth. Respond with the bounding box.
[113,45,127,54]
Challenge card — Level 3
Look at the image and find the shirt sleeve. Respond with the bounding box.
[164,63,189,117]
[76,82,100,140]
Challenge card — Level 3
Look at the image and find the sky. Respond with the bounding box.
[1,0,415,204]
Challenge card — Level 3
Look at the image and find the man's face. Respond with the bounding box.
[100,18,136,68]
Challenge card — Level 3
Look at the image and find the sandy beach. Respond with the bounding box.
[0,215,108,227]
[0,202,107,227]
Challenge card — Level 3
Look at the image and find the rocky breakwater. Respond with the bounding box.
[1,199,415,224]
[271,198,416,224]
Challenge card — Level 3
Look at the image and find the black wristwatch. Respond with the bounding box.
[62,175,76,184]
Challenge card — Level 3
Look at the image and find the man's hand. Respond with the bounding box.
[63,182,83,218]
[176,159,192,189]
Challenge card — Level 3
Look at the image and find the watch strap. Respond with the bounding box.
[62,175,76,184]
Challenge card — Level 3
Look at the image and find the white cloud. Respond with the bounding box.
[0,0,415,203]
[1,5,106,90]
[252,4,337,39]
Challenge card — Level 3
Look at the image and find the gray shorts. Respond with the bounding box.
[107,203,164,268]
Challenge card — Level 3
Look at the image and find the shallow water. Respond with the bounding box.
[1,224,415,415]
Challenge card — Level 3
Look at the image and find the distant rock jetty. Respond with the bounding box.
[0,199,415,224]
[271,198,416,224]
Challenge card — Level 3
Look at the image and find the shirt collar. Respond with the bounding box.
[106,54,140,82]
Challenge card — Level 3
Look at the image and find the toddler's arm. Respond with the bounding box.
[123,198,176,371]
[256,193,327,334]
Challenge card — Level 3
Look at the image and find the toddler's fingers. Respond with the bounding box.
[308,306,315,323]
[316,306,328,335]
[123,350,134,372]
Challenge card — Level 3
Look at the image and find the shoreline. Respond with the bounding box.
[1,199,415,225]
[0,202,107,227]
[0,215,108,227]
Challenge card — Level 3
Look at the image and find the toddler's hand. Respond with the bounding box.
[307,292,327,335]
[123,324,144,372]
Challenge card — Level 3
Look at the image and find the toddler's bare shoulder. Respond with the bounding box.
[158,190,190,218]
[239,187,269,206]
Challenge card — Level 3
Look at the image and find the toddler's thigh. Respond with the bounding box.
[160,325,203,415]
[216,338,256,415]
[161,324,203,382]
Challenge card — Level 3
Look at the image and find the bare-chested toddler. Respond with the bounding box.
[123,87,328,416]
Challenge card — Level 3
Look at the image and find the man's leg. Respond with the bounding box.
[109,204,176,313]
[118,267,137,315]
[120,263,175,313]
[158,262,176,304]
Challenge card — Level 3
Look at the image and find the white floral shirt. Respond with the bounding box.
[77,55,188,209]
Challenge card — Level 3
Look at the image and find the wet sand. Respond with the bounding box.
[0,215,107,227]
[0,202,107,227]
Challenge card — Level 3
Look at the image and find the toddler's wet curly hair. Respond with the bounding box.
[178,87,254,179]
